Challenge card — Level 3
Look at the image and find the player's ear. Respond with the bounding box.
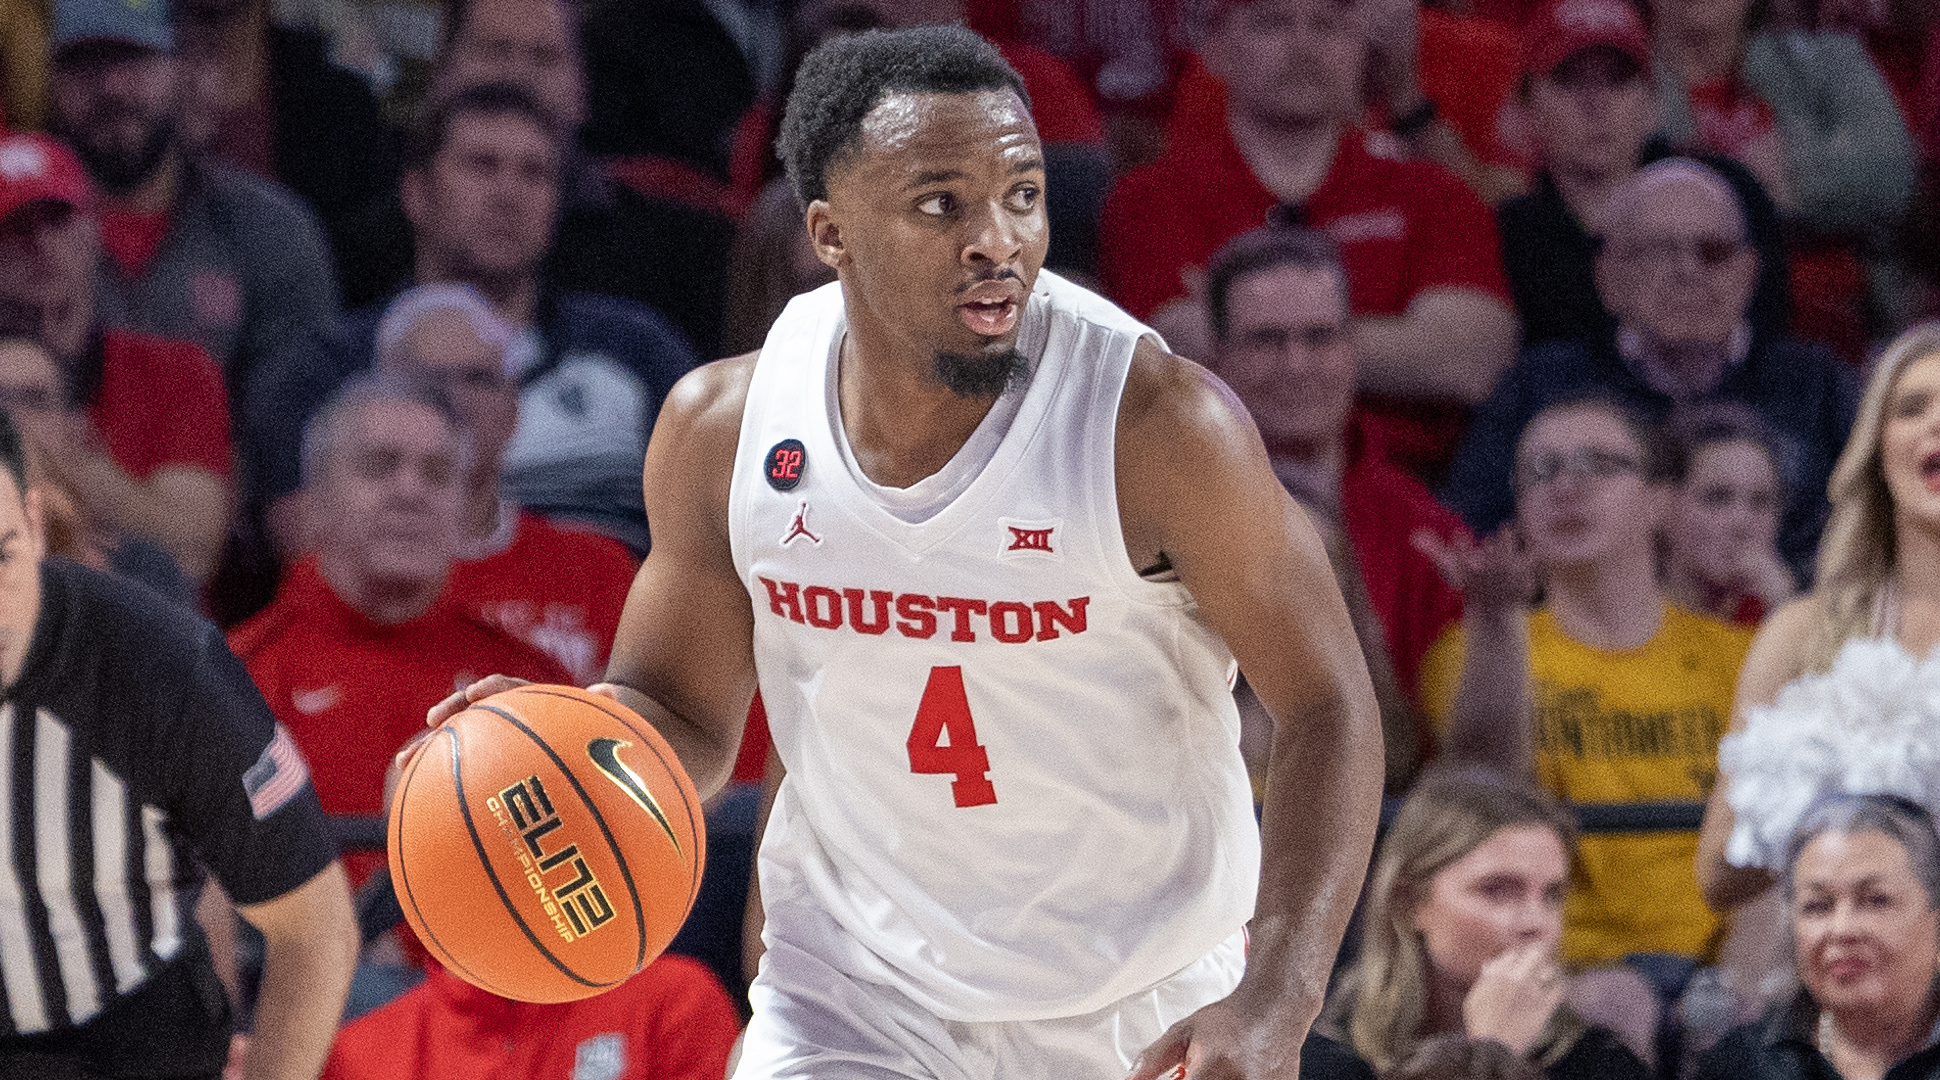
[806,200,845,271]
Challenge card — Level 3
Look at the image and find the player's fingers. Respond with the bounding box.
[425,688,471,728]
[1125,1025,1191,1080]
[425,674,531,728]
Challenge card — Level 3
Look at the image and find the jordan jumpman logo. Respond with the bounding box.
[780,502,822,546]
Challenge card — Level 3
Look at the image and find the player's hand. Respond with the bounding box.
[1461,943,1566,1056]
[424,674,533,728]
[1126,996,1305,1080]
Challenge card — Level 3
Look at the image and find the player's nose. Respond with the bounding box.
[961,199,1024,268]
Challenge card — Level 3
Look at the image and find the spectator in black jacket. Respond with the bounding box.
[1696,793,1940,1080]
[1448,159,1857,576]
[1495,0,1789,350]
[331,0,736,358]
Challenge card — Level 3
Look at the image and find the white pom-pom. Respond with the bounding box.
[1724,637,1940,870]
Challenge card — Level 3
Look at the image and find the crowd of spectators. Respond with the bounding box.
[5,0,1940,1075]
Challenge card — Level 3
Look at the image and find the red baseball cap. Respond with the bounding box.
[0,132,93,224]
[1524,0,1651,79]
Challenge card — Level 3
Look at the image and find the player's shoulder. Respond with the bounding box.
[1117,337,1257,459]
[659,351,757,440]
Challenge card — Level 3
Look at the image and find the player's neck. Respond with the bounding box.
[1546,555,1664,651]
[835,322,1008,490]
[1227,110,1340,205]
[317,554,446,626]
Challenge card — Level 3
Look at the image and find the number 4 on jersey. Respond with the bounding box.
[906,666,997,807]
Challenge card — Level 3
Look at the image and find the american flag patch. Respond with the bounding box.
[242,725,310,820]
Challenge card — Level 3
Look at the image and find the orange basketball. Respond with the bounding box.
[387,684,706,1003]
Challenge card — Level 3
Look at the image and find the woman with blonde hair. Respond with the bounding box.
[1697,321,1940,911]
[1325,767,1648,1079]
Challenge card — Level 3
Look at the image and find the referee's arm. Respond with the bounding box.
[235,863,358,1080]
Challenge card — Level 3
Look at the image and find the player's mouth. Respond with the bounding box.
[957,297,1018,337]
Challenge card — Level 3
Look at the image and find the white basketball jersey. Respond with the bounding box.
[728,271,1259,1024]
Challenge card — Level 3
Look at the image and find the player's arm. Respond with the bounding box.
[590,355,762,800]
[1118,341,1384,1079]
[233,861,359,1080]
[1695,594,1817,910]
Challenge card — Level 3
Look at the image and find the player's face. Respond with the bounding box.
[1526,50,1655,180]
[1878,352,1940,535]
[1205,0,1364,128]
[0,468,46,689]
[314,400,465,587]
[1665,438,1781,589]
[1515,406,1664,572]
[404,111,561,289]
[438,0,586,128]
[1411,824,1567,989]
[814,89,1047,387]
[385,309,519,473]
[1213,264,1354,454]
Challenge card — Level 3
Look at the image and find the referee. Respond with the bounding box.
[0,407,356,1078]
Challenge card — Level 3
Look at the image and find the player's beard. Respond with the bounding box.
[66,113,176,193]
[933,347,1026,399]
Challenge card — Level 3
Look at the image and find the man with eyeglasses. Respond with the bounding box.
[1201,225,1467,778]
[1445,157,1859,577]
[1419,395,1755,1060]
[370,284,638,687]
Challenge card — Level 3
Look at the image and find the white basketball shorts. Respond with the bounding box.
[731,929,1247,1080]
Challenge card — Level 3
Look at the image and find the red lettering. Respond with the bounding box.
[760,577,804,623]
[907,666,996,807]
[895,593,937,639]
[988,601,1034,643]
[803,586,844,629]
[844,588,893,635]
[1034,597,1089,640]
[933,597,987,642]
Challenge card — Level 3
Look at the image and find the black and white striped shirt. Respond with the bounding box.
[0,559,334,1039]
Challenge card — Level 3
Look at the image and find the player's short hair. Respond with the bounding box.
[777,25,1030,206]
[0,408,24,498]
[1205,226,1347,342]
[407,81,565,175]
[301,373,471,491]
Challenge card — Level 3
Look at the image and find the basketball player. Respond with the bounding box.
[433,26,1383,1079]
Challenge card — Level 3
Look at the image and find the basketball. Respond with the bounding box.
[387,684,706,1003]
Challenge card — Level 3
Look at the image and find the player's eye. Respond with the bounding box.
[1005,186,1040,213]
[916,193,956,217]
